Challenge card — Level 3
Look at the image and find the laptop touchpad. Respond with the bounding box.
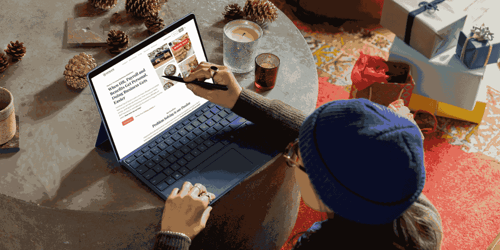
[185,149,255,197]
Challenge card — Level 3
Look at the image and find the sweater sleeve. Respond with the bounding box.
[231,89,308,144]
[153,233,191,250]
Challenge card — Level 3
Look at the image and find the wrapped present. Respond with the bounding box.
[380,0,467,59]
[407,62,499,123]
[456,24,500,70]
[389,36,487,111]
[349,53,415,107]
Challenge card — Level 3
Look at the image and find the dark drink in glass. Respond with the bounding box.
[255,53,280,90]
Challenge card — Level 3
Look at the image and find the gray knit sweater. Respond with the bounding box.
[153,89,442,250]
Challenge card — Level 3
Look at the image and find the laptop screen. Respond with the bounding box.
[88,14,209,160]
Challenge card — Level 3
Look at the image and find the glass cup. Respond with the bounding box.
[223,20,263,73]
[254,53,280,90]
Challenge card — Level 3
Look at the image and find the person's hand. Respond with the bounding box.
[161,181,216,240]
[184,62,242,109]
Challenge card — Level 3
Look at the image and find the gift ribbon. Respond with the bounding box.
[413,109,438,134]
[460,25,494,67]
[404,0,445,45]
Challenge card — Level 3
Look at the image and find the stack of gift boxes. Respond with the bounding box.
[379,0,500,123]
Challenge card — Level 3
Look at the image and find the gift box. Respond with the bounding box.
[380,0,467,59]
[389,36,487,111]
[456,25,500,70]
[407,61,499,123]
[408,93,487,124]
[349,53,415,107]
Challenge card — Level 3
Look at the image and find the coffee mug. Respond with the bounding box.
[0,87,16,145]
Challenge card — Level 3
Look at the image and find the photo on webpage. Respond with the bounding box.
[153,56,182,91]
[148,43,173,69]
[170,32,194,64]
[179,54,199,77]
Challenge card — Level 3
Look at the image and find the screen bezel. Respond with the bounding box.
[87,13,210,162]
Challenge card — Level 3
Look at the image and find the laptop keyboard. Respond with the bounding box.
[124,103,248,192]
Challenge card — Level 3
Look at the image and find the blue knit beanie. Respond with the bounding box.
[298,98,425,225]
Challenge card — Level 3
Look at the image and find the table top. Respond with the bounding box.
[0,0,318,209]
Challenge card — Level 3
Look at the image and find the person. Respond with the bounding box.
[153,62,443,250]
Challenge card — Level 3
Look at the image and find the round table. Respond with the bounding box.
[0,0,318,249]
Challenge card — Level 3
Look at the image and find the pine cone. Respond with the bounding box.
[63,53,97,89]
[89,0,117,10]
[125,0,160,18]
[0,53,8,73]
[145,13,165,34]
[4,41,26,62]
[222,3,245,22]
[243,0,278,24]
[107,30,130,55]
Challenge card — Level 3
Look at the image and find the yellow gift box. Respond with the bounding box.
[408,93,487,124]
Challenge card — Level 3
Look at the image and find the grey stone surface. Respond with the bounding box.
[0,0,316,249]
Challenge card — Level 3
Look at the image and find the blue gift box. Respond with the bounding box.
[456,31,500,70]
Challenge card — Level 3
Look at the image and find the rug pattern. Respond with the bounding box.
[294,21,500,162]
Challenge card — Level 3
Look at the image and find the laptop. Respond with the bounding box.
[86,13,280,203]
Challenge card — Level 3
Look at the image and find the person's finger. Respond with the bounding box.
[186,83,216,100]
[169,188,180,198]
[184,69,212,82]
[193,62,212,71]
[200,192,215,204]
[191,183,207,196]
[189,184,202,197]
[200,206,213,228]
[180,181,193,197]
[208,192,216,201]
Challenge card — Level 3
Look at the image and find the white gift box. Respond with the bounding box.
[380,0,467,59]
[388,37,487,111]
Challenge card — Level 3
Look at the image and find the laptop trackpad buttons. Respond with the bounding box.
[183,149,255,197]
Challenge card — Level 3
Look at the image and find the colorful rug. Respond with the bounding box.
[280,20,500,250]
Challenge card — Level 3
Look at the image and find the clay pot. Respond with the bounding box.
[0,87,16,145]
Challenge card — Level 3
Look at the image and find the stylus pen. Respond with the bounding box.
[162,75,228,91]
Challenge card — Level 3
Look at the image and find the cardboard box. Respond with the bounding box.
[389,37,486,111]
[380,0,467,59]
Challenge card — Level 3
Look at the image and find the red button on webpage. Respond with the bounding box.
[122,117,134,126]
[173,38,189,51]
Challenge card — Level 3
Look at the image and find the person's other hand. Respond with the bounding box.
[161,181,216,240]
[184,62,242,109]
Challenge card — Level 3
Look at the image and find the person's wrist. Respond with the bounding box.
[160,226,194,239]
[159,230,193,242]
[228,87,242,109]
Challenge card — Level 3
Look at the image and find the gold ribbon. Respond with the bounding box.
[460,31,494,67]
